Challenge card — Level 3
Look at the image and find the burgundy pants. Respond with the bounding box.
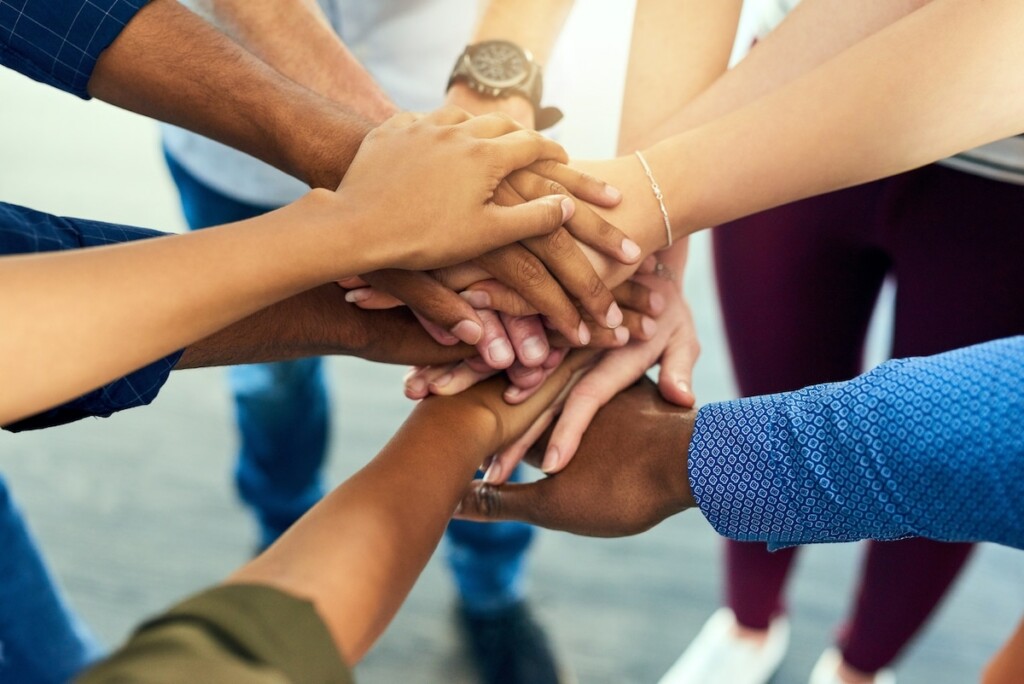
[712,164,1024,674]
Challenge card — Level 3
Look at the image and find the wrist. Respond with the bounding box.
[288,188,381,280]
[285,106,375,190]
[446,82,536,129]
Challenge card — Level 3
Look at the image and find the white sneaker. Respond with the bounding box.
[657,608,790,684]
[808,648,896,684]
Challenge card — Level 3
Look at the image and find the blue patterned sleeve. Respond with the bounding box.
[0,0,148,98]
[0,202,183,432]
[687,337,1024,550]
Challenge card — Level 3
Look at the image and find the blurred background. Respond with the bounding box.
[1,1,1021,682]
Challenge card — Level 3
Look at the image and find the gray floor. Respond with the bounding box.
[2,5,1023,679]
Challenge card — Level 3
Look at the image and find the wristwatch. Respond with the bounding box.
[447,40,564,130]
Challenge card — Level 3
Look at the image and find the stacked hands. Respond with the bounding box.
[339,102,700,485]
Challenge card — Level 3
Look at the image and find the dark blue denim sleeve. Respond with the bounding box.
[689,336,1024,550]
[0,0,148,98]
[1,201,183,432]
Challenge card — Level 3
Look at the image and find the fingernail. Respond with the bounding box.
[614,326,630,344]
[505,386,524,401]
[488,338,514,365]
[344,289,371,303]
[604,184,622,202]
[621,239,642,260]
[521,336,547,361]
[406,377,426,396]
[677,379,691,395]
[431,373,453,390]
[649,291,665,315]
[560,197,575,222]
[541,445,561,473]
[606,302,623,328]
[642,316,657,337]
[577,321,591,346]
[459,290,491,309]
[483,459,502,484]
[451,319,483,344]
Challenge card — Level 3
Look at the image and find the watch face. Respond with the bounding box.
[468,41,529,88]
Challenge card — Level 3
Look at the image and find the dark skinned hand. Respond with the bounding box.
[454,377,698,537]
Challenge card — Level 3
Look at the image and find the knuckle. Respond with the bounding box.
[584,273,609,301]
[474,485,502,519]
[546,180,567,196]
[512,257,550,290]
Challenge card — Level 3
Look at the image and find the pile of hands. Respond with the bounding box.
[334,92,702,524]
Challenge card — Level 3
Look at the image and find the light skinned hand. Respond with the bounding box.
[483,272,698,482]
[337,106,574,273]
[455,377,697,537]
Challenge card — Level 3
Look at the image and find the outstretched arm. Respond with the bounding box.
[457,337,1024,550]
[0,110,573,426]
[79,353,593,683]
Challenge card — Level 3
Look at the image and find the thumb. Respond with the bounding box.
[487,195,574,245]
[454,480,551,527]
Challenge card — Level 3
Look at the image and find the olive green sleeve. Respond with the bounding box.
[77,584,353,684]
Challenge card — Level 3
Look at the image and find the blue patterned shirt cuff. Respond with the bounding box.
[1,201,183,432]
[0,0,149,99]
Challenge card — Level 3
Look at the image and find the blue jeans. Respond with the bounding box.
[0,476,103,683]
[164,152,533,612]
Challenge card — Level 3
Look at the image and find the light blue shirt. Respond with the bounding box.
[689,336,1024,550]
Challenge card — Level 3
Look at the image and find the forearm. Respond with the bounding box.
[689,337,1024,549]
[188,0,396,122]
[89,0,370,189]
[230,399,495,663]
[618,0,741,153]
[0,192,374,426]
[177,285,474,368]
[646,0,1024,242]
[633,0,932,148]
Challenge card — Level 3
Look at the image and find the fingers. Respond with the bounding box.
[475,244,588,346]
[457,111,522,138]
[543,345,655,473]
[529,160,623,208]
[612,280,665,318]
[474,308,516,369]
[361,270,484,345]
[484,194,575,251]
[423,105,470,126]
[657,327,700,408]
[489,129,569,170]
[343,287,404,309]
[461,282,538,317]
[522,225,622,330]
[456,480,550,526]
[499,313,550,368]
[508,169,639,265]
[484,407,558,485]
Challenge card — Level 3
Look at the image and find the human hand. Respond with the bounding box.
[337,106,573,273]
[484,270,699,482]
[454,377,697,537]
[401,277,665,402]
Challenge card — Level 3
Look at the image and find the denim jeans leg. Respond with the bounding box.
[229,359,331,548]
[445,465,535,614]
[163,150,332,549]
[0,475,103,683]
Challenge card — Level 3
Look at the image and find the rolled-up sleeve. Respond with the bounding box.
[1,201,183,432]
[0,0,149,98]
[688,337,1024,550]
